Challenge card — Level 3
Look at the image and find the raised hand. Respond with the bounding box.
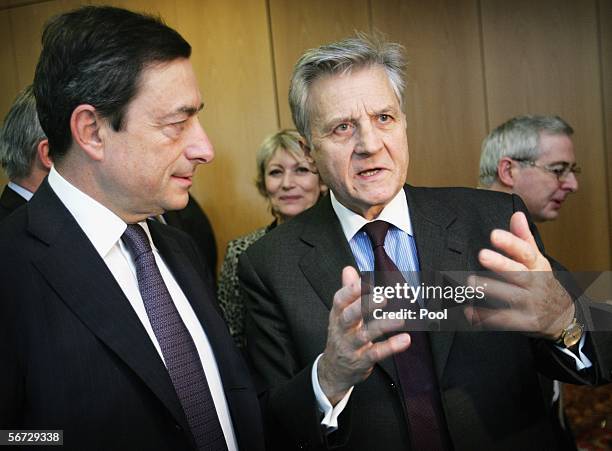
[318,266,412,405]
[465,211,574,339]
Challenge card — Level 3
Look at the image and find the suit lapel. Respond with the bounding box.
[297,197,400,383]
[404,185,465,380]
[298,197,356,311]
[26,182,191,432]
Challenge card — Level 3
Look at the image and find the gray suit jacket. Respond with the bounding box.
[239,185,611,451]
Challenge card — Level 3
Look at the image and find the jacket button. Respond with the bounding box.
[175,424,182,431]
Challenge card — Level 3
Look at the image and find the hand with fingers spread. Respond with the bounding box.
[317,267,411,406]
[466,211,575,340]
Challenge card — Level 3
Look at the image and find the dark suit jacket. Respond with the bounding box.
[0,184,26,221]
[164,194,218,283]
[0,180,264,451]
[239,185,611,451]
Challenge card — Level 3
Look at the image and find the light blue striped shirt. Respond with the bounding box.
[330,189,420,286]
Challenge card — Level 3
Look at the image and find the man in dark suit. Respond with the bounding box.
[238,35,611,450]
[0,85,51,221]
[0,6,263,451]
[480,115,582,449]
[163,193,218,283]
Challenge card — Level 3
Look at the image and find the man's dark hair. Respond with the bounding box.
[33,6,191,161]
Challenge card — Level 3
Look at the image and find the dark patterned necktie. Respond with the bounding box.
[122,224,228,451]
[363,220,449,451]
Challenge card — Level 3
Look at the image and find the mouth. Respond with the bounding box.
[550,198,565,208]
[356,167,385,178]
[172,174,193,187]
[279,195,302,202]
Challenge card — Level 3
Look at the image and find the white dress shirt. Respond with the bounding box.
[47,166,238,450]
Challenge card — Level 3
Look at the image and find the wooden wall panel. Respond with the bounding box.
[94,0,178,25]
[0,11,18,118]
[481,0,610,270]
[600,0,612,262]
[372,0,487,188]
[0,0,43,9]
[10,0,88,89]
[269,0,370,129]
[0,0,608,273]
[0,9,18,187]
[176,0,278,265]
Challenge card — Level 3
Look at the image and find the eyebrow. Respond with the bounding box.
[546,160,576,166]
[323,105,398,129]
[160,102,204,122]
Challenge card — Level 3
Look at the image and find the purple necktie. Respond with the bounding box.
[363,220,449,451]
[122,224,227,451]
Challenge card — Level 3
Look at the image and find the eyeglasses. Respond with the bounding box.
[513,158,581,181]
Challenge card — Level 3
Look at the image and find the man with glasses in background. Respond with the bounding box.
[479,115,579,222]
[479,114,580,450]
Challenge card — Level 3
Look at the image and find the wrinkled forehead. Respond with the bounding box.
[308,66,401,122]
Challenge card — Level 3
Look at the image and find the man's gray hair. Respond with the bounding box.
[479,115,574,187]
[289,33,406,143]
[0,86,47,180]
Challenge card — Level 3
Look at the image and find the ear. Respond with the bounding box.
[37,139,52,170]
[497,157,516,188]
[299,136,312,160]
[319,182,329,196]
[70,104,105,161]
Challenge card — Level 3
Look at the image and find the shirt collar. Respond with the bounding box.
[8,181,33,201]
[47,166,153,258]
[330,188,413,241]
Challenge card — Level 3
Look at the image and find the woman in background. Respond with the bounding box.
[217,129,325,347]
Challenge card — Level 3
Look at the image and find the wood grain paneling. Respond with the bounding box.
[0,0,44,10]
[0,11,18,118]
[93,0,178,25]
[600,0,612,262]
[481,0,610,270]
[10,0,88,89]
[0,0,608,273]
[269,0,370,129]
[176,0,278,265]
[0,9,18,187]
[372,0,487,188]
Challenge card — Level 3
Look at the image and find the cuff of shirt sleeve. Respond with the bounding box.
[311,353,354,432]
[555,333,592,370]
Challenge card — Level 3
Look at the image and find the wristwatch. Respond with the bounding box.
[555,317,584,348]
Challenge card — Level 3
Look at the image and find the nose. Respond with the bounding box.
[354,122,383,155]
[561,171,579,193]
[185,118,214,164]
[281,170,296,190]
